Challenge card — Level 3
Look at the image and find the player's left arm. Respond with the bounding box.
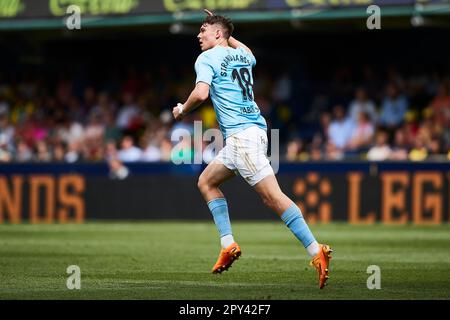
[227,36,253,56]
[172,82,209,120]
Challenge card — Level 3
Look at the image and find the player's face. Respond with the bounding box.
[197,23,218,51]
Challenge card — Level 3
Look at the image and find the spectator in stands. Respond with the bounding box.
[89,91,116,123]
[0,95,9,115]
[348,87,378,125]
[318,111,331,144]
[417,113,436,148]
[328,105,354,151]
[427,136,443,158]
[10,95,36,126]
[0,110,12,162]
[126,95,150,135]
[141,138,162,162]
[428,83,450,128]
[54,116,84,146]
[14,139,33,162]
[103,111,122,144]
[83,112,105,161]
[409,136,428,161]
[309,133,324,161]
[346,111,375,153]
[104,140,118,161]
[52,142,66,162]
[35,140,52,162]
[116,92,139,131]
[0,112,14,153]
[0,145,11,162]
[401,111,419,147]
[16,114,48,149]
[367,130,392,161]
[159,137,173,162]
[390,128,409,160]
[285,138,304,162]
[309,145,323,161]
[140,117,169,162]
[65,141,82,163]
[379,83,408,129]
[118,135,142,162]
[325,142,344,160]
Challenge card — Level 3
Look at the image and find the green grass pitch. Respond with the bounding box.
[1,222,449,300]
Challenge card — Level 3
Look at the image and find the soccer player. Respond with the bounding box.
[172,9,333,289]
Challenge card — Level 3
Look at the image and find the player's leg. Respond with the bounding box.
[226,126,319,254]
[198,160,241,273]
[253,174,333,288]
[253,174,319,256]
[230,125,332,287]
[198,160,235,247]
[197,159,234,202]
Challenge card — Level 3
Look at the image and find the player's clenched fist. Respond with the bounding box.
[172,103,184,120]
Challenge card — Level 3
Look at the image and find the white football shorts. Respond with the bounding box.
[214,125,274,186]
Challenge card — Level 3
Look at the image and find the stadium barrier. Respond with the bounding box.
[0,162,449,224]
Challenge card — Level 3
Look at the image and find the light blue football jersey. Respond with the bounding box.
[195,45,267,139]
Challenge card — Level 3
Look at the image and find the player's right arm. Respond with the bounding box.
[172,82,209,120]
[173,49,214,121]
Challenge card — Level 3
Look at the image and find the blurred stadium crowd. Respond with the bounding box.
[0,64,449,164]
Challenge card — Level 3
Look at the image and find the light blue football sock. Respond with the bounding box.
[281,203,316,248]
[207,198,232,238]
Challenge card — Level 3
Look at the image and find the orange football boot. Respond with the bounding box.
[310,244,333,289]
[212,242,241,274]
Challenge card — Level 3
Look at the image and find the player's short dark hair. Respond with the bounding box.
[203,15,234,39]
